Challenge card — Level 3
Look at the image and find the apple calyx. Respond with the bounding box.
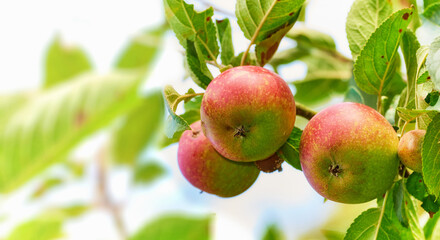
[328,164,342,177]
[233,125,248,138]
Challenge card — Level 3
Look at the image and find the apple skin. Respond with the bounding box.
[200,66,296,162]
[299,102,399,204]
[178,121,260,197]
[398,130,425,173]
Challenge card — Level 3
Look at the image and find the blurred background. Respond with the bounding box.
[0,0,436,239]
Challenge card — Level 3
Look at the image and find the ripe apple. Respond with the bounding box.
[398,130,425,173]
[200,66,296,162]
[299,102,399,204]
[178,121,260,197]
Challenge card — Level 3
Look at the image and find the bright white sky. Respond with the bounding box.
[2,0,432,239]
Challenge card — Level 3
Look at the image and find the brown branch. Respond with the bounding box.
[96,148,128,240]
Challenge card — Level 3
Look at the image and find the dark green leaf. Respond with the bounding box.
[346,0,392,59]
[294,79,348,106]
[425,0,440,8]
[130,214,211,240]
[403,189,425,240]
[425,91,440,106]
[321,230,345,240]
[392,180,409,227]
[185,39,213,89]
[133,162,166,185]
[262,224,285,240]
[353,8,413,96]
[278,127,302,170]
[235,0,305,43]
[421,195,440,213]
[115,25,166,72]
[426,36,440,89]
[230,52,257,67]
[423,3,440,26]
[422,113,440,198]
[269,47,309,68]
[216,19,235,65]
[112,90,165,165]
[44,37,92,88]
[406,172,428,201]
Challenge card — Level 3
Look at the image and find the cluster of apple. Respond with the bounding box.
[177,65,425,203]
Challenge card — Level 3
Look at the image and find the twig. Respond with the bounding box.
[296,103,317,120]
[96,148,128,240]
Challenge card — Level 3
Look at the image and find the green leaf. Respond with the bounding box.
[112,90,165,165]
[230,52,257,67]
[425,0,440,8]
[130,214,211,240]
[396,107,437,122]
[353,8,414,95]
[403,189,425,240]
[423,3,440,26]
[421,195,440,214]
[0,93,32,132]
[0,70,144,193]
[7,214,63,240]
[425,91,440,106]
[418,71,431,84]
[426,36,440,90]
[235,0,305,43]
[344,86,365,104]
[406,172,428,201]
[164,0,219,63]
[269,47,309,68]
[185,39,213,89]
[278,127,302,170]
[44,37,92,88]
[424,211,440,240]
[163,86,202,138]
[401,30,420,101]
[286,27,336,51]
[346,0,392,59]
[115,25,166,72]
[294,79,348,106]
[344,208,400,240]
[422,113,440,198]
[31,177,64,199]
[392,180,409,227]
[262,224,285,240]
[216,19,235,65]
[133,161,166,185]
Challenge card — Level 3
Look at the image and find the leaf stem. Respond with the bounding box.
[296,103,317,120]
[172,93,204,112]
[240,0,279,66]
[374,190,389,239]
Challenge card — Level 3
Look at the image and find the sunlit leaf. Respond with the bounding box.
[0,70,145,193]
[130,214,211,240]
[422,113,440,198]
[262,224,285,240]
[133,161,166,185]
[112,90,164,165]
[216,18,235,65]
[424,211,440,240]
[423,3,440,26]
[346,0,392,59]
[353,8,413,95]
[426,36,440,90]
[44,37,92,88]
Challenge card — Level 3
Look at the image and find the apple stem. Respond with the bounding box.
[296,103,317,120]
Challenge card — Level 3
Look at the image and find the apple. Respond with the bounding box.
[178,121,260,197]
[299,102,399,204]
[254,152,284,173]
[200,66,296,162]
[398,130,425,173]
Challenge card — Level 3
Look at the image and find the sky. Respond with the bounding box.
[1,0,432,239]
